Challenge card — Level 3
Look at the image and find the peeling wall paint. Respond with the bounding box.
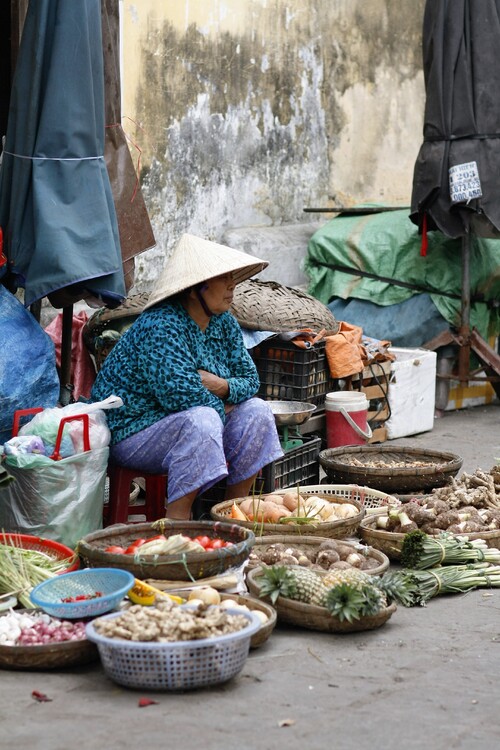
[120,0,426,290]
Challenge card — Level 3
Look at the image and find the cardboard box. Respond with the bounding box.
[385,348,437,439]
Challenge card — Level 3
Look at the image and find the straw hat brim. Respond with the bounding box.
[144,234,269,310]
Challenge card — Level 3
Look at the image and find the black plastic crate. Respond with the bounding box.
[192,435,321,518]
[260,434,322,492]
[251,339,333,407]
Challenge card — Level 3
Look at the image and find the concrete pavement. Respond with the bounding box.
[1,402,499,750]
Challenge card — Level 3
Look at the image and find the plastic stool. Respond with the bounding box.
[105,464,167,525]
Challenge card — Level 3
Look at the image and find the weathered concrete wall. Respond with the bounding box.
[120,0,426,291]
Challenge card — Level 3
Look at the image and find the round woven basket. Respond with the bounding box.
[0,533,79,574]
[247,534,390,577]
[313,483,401,513]
[0,610,98,670]
[359,514,500,561]
[0,638,98,671]
[77,521,255,581]
[246,568,397,633]
[210,490,365,539]
[319,446,463,494]
[229,279,339,333]
[219,593,277,649]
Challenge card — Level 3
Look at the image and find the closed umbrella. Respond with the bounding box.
[410,0,500,392]
[0,0,125,308]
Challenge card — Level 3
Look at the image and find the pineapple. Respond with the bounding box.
[322,568,388,622]
[322,567,374,590]
[258,565,328,606]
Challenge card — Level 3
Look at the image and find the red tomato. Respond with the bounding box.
[104,545,126,554]
[194,535,211,549]
[210,539,225,550]
[125,543,142,554]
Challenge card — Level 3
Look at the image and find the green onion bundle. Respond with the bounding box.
[400,530,500,570]
[378,563,500,607]
[0,541,75,608]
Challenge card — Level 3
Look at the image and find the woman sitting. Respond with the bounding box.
[91,234,283,520]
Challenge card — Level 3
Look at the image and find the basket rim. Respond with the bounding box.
[0,532,79,572]
[319,446,464,477]
[77,521,255,564]
[85,605,261,648]
[273,484,399,503]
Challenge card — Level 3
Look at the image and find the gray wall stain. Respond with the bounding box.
[127,1,426,290]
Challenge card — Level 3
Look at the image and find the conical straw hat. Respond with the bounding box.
[144,234,269,310]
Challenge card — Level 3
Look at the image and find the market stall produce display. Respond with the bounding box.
[247,535,389,576]
[0,534,78,609]
[0,609,98,670]
[29,568,135,619]
[211,487,366,538]
[86,600,261,690]
[319,445,463,493]
[360,466,500,559]
[77,520,255,581]
[246,565,397,633]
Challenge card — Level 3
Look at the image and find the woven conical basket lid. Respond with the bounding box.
[230,279,339,333]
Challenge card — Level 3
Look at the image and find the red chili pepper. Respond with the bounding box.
[62,591,103,603]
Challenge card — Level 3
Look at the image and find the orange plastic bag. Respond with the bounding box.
[324,322,365,378]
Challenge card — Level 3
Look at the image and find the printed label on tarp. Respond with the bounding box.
[449,161,482,203]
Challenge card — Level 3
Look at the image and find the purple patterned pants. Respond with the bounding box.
[110,398,284,505]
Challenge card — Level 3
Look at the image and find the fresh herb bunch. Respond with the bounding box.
[400,530,500,569]
[0,541,75,608]
[377,563,500,607]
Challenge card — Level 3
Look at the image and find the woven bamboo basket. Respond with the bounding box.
[210,489,365,539]
[0,610,98,670]
[359,514,500,561]
[77,521,254,581]
[229,278,339,333]
[247,535,390,577]
[219,593,277,649]
[246,568,396,633]
[319,446,463,494]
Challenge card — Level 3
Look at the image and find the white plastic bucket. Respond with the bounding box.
[325,391,372,448]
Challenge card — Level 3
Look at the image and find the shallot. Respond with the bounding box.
[0,610,86,646]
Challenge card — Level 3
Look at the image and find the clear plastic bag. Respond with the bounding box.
[0,413,109,549]
[17,395,123,455]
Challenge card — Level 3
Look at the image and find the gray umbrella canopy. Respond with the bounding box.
[0,0,125,307]
[411,0,500,239]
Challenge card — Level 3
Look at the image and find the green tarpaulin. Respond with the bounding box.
[305,209,500,339]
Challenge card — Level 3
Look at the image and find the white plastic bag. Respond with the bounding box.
[18,395,123,455]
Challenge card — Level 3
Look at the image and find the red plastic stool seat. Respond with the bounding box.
[105,464,167,525]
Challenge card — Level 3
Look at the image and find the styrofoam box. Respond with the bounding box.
[385,347,437,439]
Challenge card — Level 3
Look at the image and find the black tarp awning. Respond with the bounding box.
[411,0,500,239]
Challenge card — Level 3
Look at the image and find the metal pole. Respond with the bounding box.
[59,304,74,405]
[457,231,471,383]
